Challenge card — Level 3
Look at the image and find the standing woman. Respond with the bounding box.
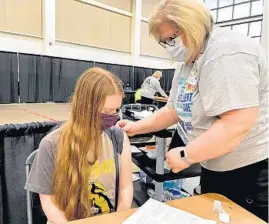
[25,68,133,223]
[141,71,169,104]
[118,0,268,221]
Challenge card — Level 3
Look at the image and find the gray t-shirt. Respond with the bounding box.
[25,127,124,215]
[167,27,268,171]
[141,76,168,99]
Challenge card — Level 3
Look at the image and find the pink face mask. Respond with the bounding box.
[100,113,119,130]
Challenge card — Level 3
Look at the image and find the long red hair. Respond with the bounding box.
[52,67,124,220]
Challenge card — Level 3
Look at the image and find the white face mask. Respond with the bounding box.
[166,36,187,62]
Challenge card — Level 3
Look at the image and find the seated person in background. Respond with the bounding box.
[141,71,168,104]
[25,68,133,223]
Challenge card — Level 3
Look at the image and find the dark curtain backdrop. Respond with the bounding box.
[0,51,175,103]
[51,58,94,102]
[19,54,38,103]
[38,56,54,102]
[0,122,58,224]
[19,55,94,103]
[0,52,18,104]
[161,69,175,91]
[95,62,134,89]
[19,55,54,103]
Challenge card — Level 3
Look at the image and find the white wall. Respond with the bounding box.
[0,0,175,70]
[0,0,267,68]
[0,32,175,69]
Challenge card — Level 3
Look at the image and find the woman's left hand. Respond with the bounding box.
[166,147,190,173]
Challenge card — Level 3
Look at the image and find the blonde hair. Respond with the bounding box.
[149,0,213,63]
[152,71,162,79]
[53,67,124,221]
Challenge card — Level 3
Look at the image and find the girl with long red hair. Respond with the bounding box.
[25,67,133,223]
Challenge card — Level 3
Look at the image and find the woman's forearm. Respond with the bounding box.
[187,108,259,163]
[187,120,248,163]
[135,106,179,134]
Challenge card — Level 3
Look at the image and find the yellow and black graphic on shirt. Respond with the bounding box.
[90,159,115,179]
[88,159,116,215]
[89,181,114,215]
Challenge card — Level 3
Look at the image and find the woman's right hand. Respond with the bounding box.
[117,107,179,136]
[116,120,139,137]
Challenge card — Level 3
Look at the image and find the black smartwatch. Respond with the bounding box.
[179,148,192,166]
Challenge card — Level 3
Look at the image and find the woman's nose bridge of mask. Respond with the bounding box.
[160,30,184,47]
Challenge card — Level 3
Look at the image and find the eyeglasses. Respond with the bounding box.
[158,30,183,48]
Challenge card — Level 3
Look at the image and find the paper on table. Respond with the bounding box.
[123,198,217,224]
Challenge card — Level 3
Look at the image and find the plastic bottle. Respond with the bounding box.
[124,84,132,92]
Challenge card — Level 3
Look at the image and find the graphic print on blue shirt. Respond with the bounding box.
[176,77,196,133]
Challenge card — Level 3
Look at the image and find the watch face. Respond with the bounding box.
[180,150,186,158]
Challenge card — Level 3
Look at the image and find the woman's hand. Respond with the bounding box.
[117,107,179,136]
[166,147,191,173]
[116,120,140,137]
